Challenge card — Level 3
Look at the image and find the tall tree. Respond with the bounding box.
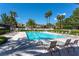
[9,11,17,28]
[57,14,65,29]
[63,18,73,29]
[1,13,9,24]
[0,19,2,24]
[26,19,36,29]
[1,11,17,31]
[45,10,52,27]
[68,8,79,29]
[73,8,79,18]
[10,11,17,17]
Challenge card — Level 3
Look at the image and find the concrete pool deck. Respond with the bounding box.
[3,31,79,41]
[0,31,79,56]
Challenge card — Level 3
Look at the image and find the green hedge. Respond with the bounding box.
[0,29,10,34]
[51,29,69,33]
[19,29,79,35]
[0,36,8,45]
[70,30,79,35]
[19,30,45,32]
[52,29,79,35]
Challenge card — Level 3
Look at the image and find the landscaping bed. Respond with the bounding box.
[52,29,79,35]
[19,29,79,35]
[0,36,8,45]
[0,29,10,35]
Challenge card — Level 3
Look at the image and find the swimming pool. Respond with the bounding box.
[26,32,64,41]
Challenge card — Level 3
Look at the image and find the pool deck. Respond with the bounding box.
[0,32,79,56]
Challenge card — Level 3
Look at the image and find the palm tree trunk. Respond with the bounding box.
[48,17,50,28]
[60,20,61,29]
[47,18,49,25]
[48,17,50,24]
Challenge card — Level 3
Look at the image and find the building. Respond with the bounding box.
[0,24,10,30]
[0,24,10,34]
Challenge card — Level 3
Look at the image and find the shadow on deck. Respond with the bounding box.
[0,44,79,56]
[36,47,79,56]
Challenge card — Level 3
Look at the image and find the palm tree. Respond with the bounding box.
[26,19,36,29]
[10,11,17,17]
[57,15,65,29]
[1,13,9,24]
[45,10,52,27]
[0,11,17,31]
[9,11,17,31]
[73,8,79,18]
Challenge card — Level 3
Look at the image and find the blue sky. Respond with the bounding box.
[0,3,79,24]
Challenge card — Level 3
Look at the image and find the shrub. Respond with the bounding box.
[0,36,8,45]
[53,29,79,35]
[0,29,10,34]
[70,30,79,35]
[19,29,79,35]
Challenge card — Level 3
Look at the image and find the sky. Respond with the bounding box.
[0,3,79,24]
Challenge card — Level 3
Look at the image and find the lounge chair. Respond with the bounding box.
[36,40,43,45]
[64,39,71,47]
[70,40,79,47]
[67,40,79,55]
[56,39,71,55]
[47,41,61,56]
[58,39,71,48]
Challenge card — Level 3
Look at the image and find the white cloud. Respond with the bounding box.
[62,13,66,15]
[54,18,57,20]
[60,13,66,15]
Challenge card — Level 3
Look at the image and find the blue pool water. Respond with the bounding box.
[26,32,64,41]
